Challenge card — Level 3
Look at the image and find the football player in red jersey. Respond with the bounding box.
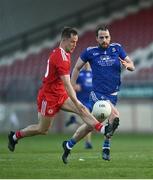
[8,27,116,162]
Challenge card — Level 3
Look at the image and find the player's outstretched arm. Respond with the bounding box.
[120,56,135,71]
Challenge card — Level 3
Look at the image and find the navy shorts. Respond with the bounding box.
[81,101,92,112]
[89,91,118,109]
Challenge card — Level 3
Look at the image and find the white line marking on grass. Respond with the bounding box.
[78,158,85,161]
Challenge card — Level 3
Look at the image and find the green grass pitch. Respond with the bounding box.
[0,133,153,178]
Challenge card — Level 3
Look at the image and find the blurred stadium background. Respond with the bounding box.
[0,0,153,134]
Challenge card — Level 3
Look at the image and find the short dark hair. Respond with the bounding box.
[95,24,109,37]
[61,27,78,39]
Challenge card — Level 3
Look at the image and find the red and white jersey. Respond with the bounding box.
[40,47,71,101]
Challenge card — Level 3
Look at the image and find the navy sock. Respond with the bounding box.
[103,139,110,149]
[66,139,76,149]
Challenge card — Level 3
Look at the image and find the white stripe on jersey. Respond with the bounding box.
[41,100,47,116]
[87,46,98,51]
[90,91,99,102]
[110,43,121,46]
[60,48,68,61]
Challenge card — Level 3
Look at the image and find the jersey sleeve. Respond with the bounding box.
[80,48,90,63]
[118,45,127,60]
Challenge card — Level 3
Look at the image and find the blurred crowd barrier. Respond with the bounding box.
[0,100,152,133]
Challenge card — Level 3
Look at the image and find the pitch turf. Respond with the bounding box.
[0,133,153,178]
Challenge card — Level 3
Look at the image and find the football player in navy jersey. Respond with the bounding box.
[66,63,93,149]
[62,25,135,163]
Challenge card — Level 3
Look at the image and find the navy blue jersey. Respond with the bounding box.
[76,70,92,110]
[80,43,127,94]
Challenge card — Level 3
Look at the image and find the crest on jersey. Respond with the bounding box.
[93,52,99,56]
[100,55,110,61]
[112,47,116,52]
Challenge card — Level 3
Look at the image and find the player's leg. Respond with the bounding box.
[8,113,54,152]
[89,92,119,161]
[65,112,92,149]
[18,113,54,136]
[62,123,93,164]
[61,98,96,163]
[84,132,92,149]
[61,97,107,132]
[107,103,120,136]
[61,97,114,164]
[65,114,77,127]
[102,136,111,161]
[102,104,119,160]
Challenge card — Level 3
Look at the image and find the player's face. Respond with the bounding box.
[96,30,111,48]
[65,34,78,53]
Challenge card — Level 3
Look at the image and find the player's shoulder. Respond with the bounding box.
[86,46,99,51]
[52,47,63,54]
[110,42,122,47]
[52,47,64,54]
[52,47,69,61]
[110,43,124,52]
[50,47,60,57]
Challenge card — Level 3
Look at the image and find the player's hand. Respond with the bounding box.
[120,59,129,68]
[120,57,135,71]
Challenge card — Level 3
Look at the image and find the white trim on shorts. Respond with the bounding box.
[41,100,47,116]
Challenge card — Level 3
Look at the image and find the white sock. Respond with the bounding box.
[100,125,105,134]
[66,142,72,150]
